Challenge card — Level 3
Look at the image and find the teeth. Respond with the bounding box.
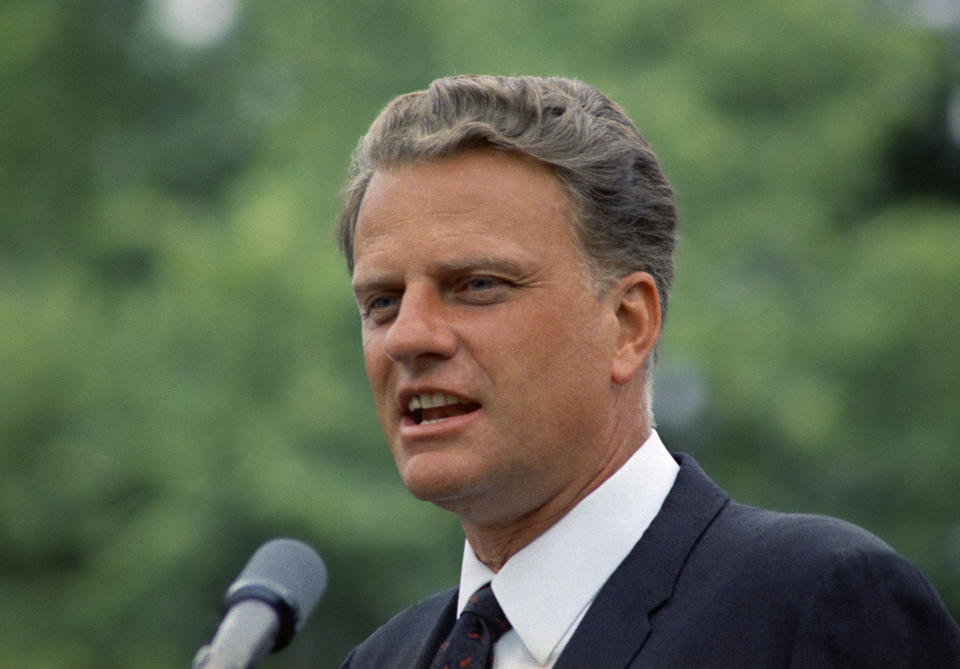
[408,393,460,412]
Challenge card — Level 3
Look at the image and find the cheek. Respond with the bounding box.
[361,329,384,375]
[490,324,599,419]
[362,338,392,406]
[525,321,611,419]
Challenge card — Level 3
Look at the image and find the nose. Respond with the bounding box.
[382,285,458,364]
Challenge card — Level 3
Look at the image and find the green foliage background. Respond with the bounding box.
[2,0,958,666]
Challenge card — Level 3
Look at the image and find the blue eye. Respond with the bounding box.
[363,294,400,322]
[371,295,398,310]
[456,275,511,305]
[466,276,499,291]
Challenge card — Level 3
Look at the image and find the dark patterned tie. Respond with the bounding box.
[430,583,512,669]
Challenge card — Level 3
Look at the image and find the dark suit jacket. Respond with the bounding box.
[341,455,960,668]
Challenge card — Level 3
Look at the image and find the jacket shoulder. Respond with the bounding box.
[718,502,898,564]
[701,501,944,616]
[684,501,960,665]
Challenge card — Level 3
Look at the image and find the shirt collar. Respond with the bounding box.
[457,430,679,665]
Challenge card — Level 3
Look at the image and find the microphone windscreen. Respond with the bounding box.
[224,538,327,650]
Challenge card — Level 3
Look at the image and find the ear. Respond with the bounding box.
[609,271,661,386]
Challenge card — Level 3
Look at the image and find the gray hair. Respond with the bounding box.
[337,75,677,319]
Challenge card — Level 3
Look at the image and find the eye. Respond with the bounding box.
[362,293,400,322]
[456,275,509,304]
[464,276,500,291]
[372,294,398,309]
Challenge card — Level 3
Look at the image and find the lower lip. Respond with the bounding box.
[398,408,481,440]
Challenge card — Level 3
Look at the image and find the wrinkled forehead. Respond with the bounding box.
[351,151,602,293]
[356,150,572,234]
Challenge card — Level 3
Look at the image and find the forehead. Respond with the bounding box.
[352,150,580,270]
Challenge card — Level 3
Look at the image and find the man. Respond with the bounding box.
[336,75,960,668]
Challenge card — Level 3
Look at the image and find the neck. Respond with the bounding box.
[462,424,651,572]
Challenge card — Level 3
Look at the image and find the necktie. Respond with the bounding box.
[430,583,512,669]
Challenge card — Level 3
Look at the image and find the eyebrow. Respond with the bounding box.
[351,254,534,296]
[435,255,531,278]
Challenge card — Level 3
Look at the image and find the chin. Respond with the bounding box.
[401,472,469,505]
[398,458,481,507]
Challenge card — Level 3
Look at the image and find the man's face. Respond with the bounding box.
[351,150,623,526]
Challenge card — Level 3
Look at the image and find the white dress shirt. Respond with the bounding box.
[456,430,679,668]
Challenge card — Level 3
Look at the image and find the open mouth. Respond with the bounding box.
[407,393,481,425]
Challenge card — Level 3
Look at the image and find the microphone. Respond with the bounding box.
[193,538,327,669]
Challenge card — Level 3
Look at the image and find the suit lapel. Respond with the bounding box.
[410,588,458,669]
[554,455,729,669]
